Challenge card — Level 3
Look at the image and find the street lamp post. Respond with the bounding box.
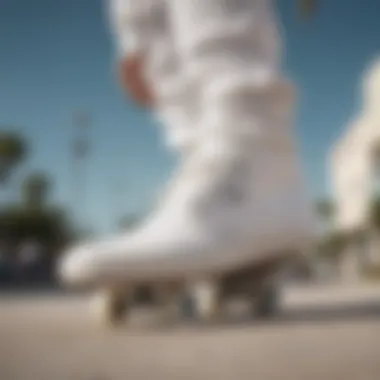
[71,111,91,233]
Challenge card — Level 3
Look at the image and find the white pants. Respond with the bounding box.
[110,0,286,151]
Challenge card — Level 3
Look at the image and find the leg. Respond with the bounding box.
[60,0,315,301]
[110,0,200,154]
[168,0,283,90]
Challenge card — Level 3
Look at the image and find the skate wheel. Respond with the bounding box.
[252,281,279,319]
[150,283,181,326]
[91,288,130,328]
[195,298,222,323]
[188,281,223,323]
[179,293,197,321]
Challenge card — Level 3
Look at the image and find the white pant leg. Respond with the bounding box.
[168,0,282,84]
[109,0,199,153]
[167,0,291,146]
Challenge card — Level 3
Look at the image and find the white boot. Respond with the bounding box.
[60,0,316,287]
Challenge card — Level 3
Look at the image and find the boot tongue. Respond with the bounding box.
[196,115,261,163]
[196,138,246,163]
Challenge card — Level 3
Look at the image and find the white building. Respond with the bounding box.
[331,57,380,231]
[329,57,380,277]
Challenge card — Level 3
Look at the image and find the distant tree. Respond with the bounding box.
[318,231,348,261]
[0,205,72,254]
[314,198,347,262]
[370,196,380,232]
[0,130,27,185]
[21,172,51,210]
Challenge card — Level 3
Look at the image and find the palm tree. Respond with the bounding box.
[21,172,51,210]
[370,197,380,231]
[0,130,26,185]
[367,197,380,267]
[319,230,348,260]
[315,198,346,263]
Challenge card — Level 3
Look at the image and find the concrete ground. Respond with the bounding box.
[0,283,380,380]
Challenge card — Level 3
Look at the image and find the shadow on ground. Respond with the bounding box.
[145,300,380,333]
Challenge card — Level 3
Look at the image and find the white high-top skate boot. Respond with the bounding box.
[60,0,316,323]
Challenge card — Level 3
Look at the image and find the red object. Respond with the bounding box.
[119,55,155,108]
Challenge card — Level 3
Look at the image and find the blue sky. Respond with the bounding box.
[1,0,380,233]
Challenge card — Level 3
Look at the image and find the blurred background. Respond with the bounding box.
[0,0,380,290]
[2,1,380,380]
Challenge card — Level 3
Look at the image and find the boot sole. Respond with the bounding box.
[90,250,306,328]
